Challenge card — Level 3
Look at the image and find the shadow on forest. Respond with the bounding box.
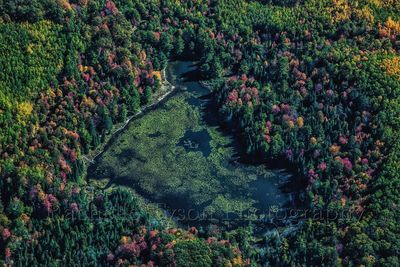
[87,61,305,230]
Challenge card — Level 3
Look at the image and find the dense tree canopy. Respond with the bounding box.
[0,0,399,266]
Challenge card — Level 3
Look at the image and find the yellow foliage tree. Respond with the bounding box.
[385,17,400,35]
[139,51,147,63]
[354,6,375,24]
[58,0,72,10]
[297,117,304,128]
[328,0,352,23]
[152,71,162,82]
[382,57,400,80]
[16,101,33,124]
[367,0,400,8]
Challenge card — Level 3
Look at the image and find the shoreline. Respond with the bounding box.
[82,65,183,228]
[85,61,300,231]
[82,67,177,164]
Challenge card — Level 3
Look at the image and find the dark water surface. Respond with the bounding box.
[88,61,299,229]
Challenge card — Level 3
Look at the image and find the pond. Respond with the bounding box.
[87,61,298,229]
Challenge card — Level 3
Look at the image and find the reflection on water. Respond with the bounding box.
[169,61,296,216]
[177,129,212,157]
[88,61,299,229]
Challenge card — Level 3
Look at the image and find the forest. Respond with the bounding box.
[0,0,399,266]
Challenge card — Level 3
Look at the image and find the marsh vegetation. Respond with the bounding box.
[88,62,295,228]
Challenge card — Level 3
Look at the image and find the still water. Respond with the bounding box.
[88,61,298,229]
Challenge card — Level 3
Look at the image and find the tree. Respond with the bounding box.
[120,105,128,122]
[174,240,213,267]
[127,85,140,112]
[142,86,152,105]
